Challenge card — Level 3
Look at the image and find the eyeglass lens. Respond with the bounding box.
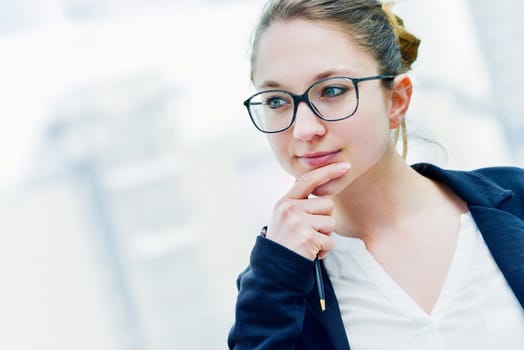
[248,77,357,133]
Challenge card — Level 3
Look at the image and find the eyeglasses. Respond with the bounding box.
[243,75,395,133]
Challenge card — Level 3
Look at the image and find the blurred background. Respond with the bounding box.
[0,0,522,349]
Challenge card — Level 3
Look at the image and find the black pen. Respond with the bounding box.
[314,257,326,311]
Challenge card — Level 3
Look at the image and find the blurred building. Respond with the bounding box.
[0,1,262,349]
[45,72,218,349]
[467,0,524,164]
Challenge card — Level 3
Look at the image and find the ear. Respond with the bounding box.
[389,74,413,129]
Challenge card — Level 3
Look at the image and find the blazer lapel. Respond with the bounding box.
[469,206,524,308]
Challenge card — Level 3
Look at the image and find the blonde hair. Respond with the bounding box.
[250,0,420,159]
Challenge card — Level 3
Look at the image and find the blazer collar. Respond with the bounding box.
[412,163,514,208]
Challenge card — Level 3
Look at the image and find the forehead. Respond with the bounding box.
[253,18,378,87]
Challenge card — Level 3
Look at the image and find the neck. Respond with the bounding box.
[332,153,438,240]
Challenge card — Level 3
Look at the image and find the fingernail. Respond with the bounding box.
[337,163,351,170]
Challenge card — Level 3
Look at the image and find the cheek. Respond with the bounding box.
[266,134,297,175]
[339,107,392,156]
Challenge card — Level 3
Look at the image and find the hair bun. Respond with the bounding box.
[381,3,421,71]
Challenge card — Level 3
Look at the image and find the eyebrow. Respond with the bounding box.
[258,80,282,89]
[313,69,342,81]
[257,67,366,90]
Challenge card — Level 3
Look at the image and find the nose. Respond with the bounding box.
[292,102,327,141]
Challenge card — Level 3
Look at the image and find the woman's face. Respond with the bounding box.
[253,19,401,194]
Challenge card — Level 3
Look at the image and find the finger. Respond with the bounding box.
[317,249,331,260]
[308,214,336,235]
[287,162,351,199]
[313,233,334,260]
[283,197,334,216]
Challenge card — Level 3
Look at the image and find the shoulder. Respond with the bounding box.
[413,163,524,214]
[471,166,524,214]
[413,162,524,190]
[473,166,524,192]
[456,166,524,202]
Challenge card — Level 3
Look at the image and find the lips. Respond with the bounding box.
[298,150,340,167]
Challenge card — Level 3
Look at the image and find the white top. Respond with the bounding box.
[323,212,524,350]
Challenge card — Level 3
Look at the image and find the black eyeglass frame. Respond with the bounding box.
[243,74,395,134]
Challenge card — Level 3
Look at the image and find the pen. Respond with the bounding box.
[314,257,326,311]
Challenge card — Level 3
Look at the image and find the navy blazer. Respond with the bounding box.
[228,164,524,350]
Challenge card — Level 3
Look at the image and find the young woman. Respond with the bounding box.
[228,1,524,349]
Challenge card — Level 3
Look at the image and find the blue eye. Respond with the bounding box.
[322,86,347,97]
[265,96,287,109]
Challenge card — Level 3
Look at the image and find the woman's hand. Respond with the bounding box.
[265,162,350,260]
